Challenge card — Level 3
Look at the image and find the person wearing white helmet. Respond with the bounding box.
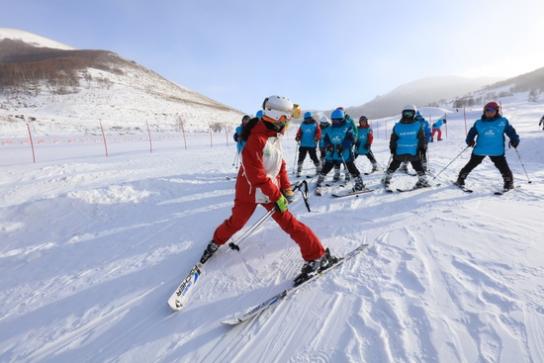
[200,96,338,285]
[382,105,429,189]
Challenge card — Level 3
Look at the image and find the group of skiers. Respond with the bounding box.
[208,96,521,285]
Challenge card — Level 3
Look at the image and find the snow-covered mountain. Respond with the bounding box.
[338,76,499,120]
[0,28,73,50]
[0,28,243,136]
[446,66,544,109]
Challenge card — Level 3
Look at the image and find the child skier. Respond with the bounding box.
[454,101,520,191]
[398,111,431,174]
[201,95,338,285]
[382,105,429,189]
[233,115,251,153]
[354,116,378,173]
[318,116,331,163]
[431,117,447,141]
[315,108,365,194]
[295,112,321,177]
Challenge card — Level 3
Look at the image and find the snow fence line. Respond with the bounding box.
[1,109,464,164]
[0,120,239,164]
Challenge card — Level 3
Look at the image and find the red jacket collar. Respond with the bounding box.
[254,119,280,137]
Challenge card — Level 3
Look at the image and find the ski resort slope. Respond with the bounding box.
[0,101,543,363]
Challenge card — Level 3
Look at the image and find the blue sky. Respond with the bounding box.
[2,0,544,113]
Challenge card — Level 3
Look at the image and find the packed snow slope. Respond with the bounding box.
[0,100,543,363]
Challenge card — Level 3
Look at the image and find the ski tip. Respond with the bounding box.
[168,301,183,312]
[221,317,243,326]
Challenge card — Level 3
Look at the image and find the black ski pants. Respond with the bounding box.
[388,158,425,176]
[298,147,320,166]
[355,149,377,164]
[458,154,513,183]
[321,160,360,177]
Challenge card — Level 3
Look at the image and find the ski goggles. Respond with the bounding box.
[402,110,416,118]
[484,107,498,113]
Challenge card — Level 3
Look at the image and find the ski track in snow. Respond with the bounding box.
[0,101,544,362]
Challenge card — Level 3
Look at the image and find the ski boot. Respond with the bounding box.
[381,171,392,188]
[344,171,351,183]
[415,175,431,188]
[315,174,325,196]
[503,180,514,191]
[352,175,365,192]
[371,163,378,173]
[296,163,303,178]
[333,166,341,182]
[294,248,339,286]
[453,176,465,188]
[200,241,219,264]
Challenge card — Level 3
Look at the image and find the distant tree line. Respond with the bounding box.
[0,47,125,92]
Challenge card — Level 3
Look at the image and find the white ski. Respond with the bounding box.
[221,242,369,326]
[167,264,202,311]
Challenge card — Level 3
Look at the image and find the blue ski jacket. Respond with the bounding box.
[467,116,519,156]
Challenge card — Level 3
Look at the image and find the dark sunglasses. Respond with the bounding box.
[402,110,415,118]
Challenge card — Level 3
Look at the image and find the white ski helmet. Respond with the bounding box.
[262,96,295,122]
[401,104,417,118]
[402,104,417,113]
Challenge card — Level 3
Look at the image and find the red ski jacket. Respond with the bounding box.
[236,120,291,204]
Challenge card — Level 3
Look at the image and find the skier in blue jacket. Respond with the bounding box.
[399,110,431,173]
[455,101,520,190]
[233,115,251,153]
[431,117,447,142]
[318,117,331,163]
[417,111,432,143]
[355,116,378,173]
[315,108,365,194]
[295,112,321,177]
[382,105,429,189]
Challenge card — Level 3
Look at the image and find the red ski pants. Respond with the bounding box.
[212,201,325,261]
[432,128,442,141]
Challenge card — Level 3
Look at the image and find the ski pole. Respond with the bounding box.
[514,148,532,184]
[384,155,392,174]
[369,150,384,170]
[433,145,470,180]
[228,209,275,251]
[232,150,239,168]
[339,147,350,179]
[228,180,311,251]
[293,179,311,212]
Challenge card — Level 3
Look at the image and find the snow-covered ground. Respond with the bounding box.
[0,28,243,136]
[1,101,543,363]
[0,28,73,50]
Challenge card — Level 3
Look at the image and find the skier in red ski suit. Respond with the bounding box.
[200,96,337,284]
